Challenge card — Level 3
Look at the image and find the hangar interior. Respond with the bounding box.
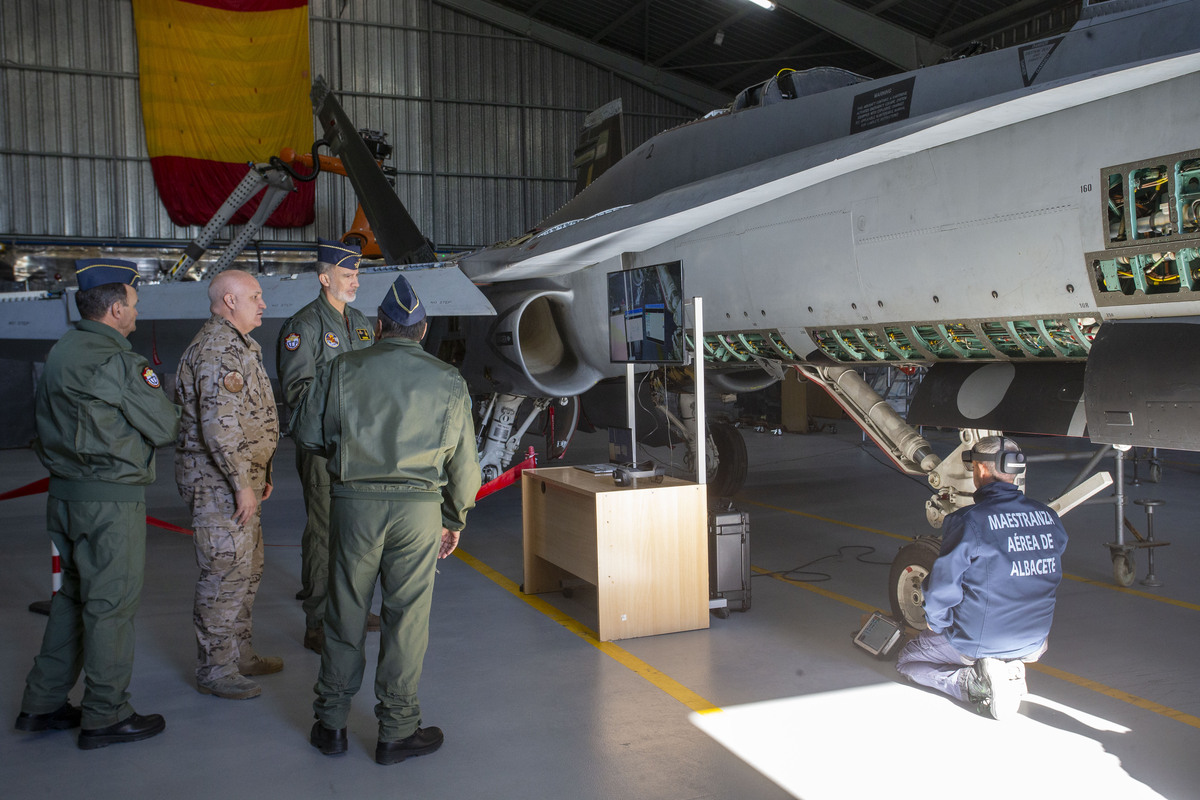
[3,1,1200,798]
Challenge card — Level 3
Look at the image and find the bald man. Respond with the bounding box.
[175,270,282,700]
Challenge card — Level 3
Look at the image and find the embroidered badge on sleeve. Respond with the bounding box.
[223,371,245,393]
[284,332,301,351]
[142,367,161,388]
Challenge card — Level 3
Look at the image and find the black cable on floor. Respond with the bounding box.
[753,544,893,583]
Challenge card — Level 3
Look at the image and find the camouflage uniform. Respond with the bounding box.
[175,315,279,684]
[299,335,480,742]
[21,320,180,730]
[276,292,373,630]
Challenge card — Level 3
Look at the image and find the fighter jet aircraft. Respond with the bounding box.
[305,0,1200,616]
[310,2,1195,462]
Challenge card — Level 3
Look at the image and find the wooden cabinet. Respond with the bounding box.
[521,467,709,641]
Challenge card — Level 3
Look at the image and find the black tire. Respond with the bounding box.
[888,536,942,629]
[708,421,748,497]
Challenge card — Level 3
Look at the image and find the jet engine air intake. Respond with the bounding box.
[489,289,603,398]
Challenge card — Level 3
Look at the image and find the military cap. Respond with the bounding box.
[75,259,140,291]
[379,274,426,326]
[317,237,361,270]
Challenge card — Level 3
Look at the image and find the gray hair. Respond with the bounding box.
[973,436,1021,458]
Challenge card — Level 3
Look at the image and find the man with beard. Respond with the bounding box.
[277,238,377,653]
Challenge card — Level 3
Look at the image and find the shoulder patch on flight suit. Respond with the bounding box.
[223,371,245,393]
[356,328,371,341]
[324,332,340,348]
[284,332,301,351]
[142,366,161,388]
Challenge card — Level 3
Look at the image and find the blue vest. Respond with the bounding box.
[923,481,1068,659]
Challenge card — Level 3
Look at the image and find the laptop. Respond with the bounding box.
[573,426,635,475]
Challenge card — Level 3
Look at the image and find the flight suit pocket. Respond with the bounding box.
[75,400,121,456]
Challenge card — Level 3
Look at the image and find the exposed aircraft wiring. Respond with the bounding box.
[633,367,676,471]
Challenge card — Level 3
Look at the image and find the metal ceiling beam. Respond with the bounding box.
[772,0,949,70]
[653,8,755,68]
[940,0,1076,44]
[592,1,648,44]
[434,0,732,112]
[715,29,835,92]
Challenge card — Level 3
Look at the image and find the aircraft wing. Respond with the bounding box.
[129,262,494,323]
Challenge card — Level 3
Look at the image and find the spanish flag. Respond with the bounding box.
[134,0,314,228]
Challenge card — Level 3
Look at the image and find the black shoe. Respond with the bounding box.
[77,712,165,750]
[375,726,443,765]
[303,627,325,654]
[15,703,82,732]
[310,721,347,755]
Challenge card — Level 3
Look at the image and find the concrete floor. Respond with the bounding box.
[2,423,1198,800]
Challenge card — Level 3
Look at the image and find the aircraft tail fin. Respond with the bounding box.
[572,99,625,196]
[311,77,437,265]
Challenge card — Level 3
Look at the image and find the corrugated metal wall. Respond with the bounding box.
[0,0,696,253]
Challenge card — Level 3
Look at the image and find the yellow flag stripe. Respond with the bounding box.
[134,0,311,160]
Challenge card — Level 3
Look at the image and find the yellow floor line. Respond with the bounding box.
[752,564,1200,730]
[750,565,879,613]
[740,498,911,542]
[453,548,722,715]
[1062,572,1200,612]
[1028,662,1200,730]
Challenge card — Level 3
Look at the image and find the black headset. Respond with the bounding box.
[961,436,1027,475]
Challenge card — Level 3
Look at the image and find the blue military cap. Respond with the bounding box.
[75,259,140,291]
[317,237,361,270]
[379,274,426,326]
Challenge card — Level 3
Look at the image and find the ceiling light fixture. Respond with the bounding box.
[744,0,775,9]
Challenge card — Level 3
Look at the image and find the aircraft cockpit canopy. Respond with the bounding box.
[732,66,867,113]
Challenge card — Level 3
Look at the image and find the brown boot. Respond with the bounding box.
[304,627,324,654]
[239,654,283,676]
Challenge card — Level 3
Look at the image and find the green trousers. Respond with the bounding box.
[297,446,331,629]
[314,495,441,741]
[21,497,145,729]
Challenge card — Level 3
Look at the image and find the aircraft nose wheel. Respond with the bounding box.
[888,536,941,630]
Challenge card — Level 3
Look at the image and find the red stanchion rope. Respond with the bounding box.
[0,477,49,501]
[1,477,194,534]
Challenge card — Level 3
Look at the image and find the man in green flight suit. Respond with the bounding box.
[277,238,376,654]
[14,259,180,750]
[300,274,481,765]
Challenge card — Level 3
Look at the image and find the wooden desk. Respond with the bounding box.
[522,467,709,641]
